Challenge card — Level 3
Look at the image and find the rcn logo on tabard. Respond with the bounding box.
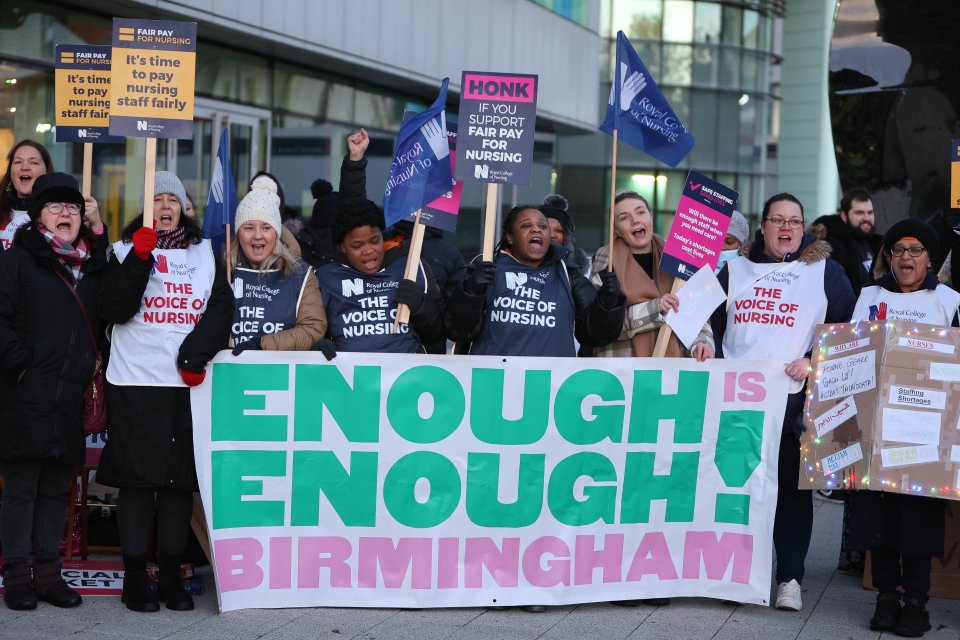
[505,272,527,291]
[342,278,364,297]
[150,253,169,276]
[474,164,489,180]
[231,276,244,299]
[78,129,88,138]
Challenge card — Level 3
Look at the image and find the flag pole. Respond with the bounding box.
[608,129,618,262]
[225,223,232,284]
[394,209,426,330]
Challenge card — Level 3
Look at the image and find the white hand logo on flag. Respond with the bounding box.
[421,114,449,161]
[210,158,224,204]
[608,62,646,110]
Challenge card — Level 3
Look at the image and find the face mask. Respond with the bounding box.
[715,249,739,272]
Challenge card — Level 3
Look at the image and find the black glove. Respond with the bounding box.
[312,338,337,361]
[231,335,262,356]
[394,279,425,313]
[463,261,496,296]
[597,270,623,308]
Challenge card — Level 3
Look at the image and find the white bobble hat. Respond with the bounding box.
[235,175,282,241]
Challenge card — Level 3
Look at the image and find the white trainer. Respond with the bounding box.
[775,579,802,611]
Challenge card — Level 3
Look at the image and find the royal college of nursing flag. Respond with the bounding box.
[382,78,453,228]
[600,31,695,168]
[202,128,239,255]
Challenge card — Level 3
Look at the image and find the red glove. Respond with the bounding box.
[132,226,158,260]
[179,368,205,387]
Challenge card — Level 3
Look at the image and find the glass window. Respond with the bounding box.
[662,1,693,43]
[716,93,740,169]
[274,64,328,120]
[0,6,109,62]
[743,10,760,49]
[326,83,354,123]
[692,45,718,87]
[661,86,690,124]
[635,41,662,80]
[721,6,742,46]
[689,90,718,166]
[661,44,692,85]
[354,87,403,132]
[195,43,270,107]
[694,3,721,43]
[719,47,741,88]
[614,0,662,40]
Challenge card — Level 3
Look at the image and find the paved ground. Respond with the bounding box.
[2,495,959,639]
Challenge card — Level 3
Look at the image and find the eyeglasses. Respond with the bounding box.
[889,246,926,257]
[765,217,804,229]
[44,203,81,216]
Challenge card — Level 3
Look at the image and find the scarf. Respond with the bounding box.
[38,224,90,285]
[608,234,681,357]
[156,226,189,249]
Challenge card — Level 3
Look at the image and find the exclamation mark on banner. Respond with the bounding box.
[714,410,763,524]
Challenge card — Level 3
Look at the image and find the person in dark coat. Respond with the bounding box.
[97,171,233,613]
[447,205,625,359]
[847,219,955,637]
[0,173,105,610]
[810,188,881,298]
[539,193,591,277]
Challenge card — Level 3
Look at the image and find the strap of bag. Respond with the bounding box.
[52,268,101,362]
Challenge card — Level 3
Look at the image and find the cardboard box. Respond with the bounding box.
[801,321,960,500]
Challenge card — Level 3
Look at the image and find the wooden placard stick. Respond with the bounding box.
[81,143,93,197]
[607,129,619,264]
[394,209,426,329]
[482,182,499,261]
[141,137,157,228]
[652,279,683,357]
[225,223,233,284]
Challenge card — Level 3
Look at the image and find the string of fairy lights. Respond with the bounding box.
[801,321,959,497]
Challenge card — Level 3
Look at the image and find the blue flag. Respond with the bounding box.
[600,31,695,168]
[382,78,452,228]
[202,128,239,255]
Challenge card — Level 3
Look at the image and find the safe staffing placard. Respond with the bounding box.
[109,18,197,139]
[55,44,123,143]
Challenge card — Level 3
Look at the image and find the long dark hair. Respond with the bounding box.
[120,211,204,244]
[495,204,545,252]
[1,140,54,222]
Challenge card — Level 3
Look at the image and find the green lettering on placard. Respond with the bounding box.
[628,370,708,443]
[621,451,699,523]
[383,452,461,528]
[293,364,380,442]
[470,368,550,444]
[466,453,544,527]
[547,452,616,526]
[714,409,764,525]
[212,450,285,529]
[290,451,378,527]
[211,363,288,441]
[554,369,625,444]
[387,366,465,444]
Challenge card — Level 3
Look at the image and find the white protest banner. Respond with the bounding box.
[192,352,788,612]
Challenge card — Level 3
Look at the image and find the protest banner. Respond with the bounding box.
[952,139,960,209]
[400,118,461,233]
[109,18,197,226]
[55,44,123,195]
[802,321,960,501]
[192,351,788,612]
[455,71,538,259]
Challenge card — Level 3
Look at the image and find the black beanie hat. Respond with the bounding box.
[539,193,575,233]
[28,172,84,220]
[882,218,938,259]
[310,179,340,229]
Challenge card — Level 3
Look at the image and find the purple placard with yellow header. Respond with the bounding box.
[109,18,196,139]
[55,45,124,143]
[659,170,738,280]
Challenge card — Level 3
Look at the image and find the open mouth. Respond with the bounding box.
[56,221,72,231]
[632,227,647,241]
[158,213,174,225]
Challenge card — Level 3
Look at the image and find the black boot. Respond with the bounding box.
[121,555,159,613]
[895,597,931,638]
[869,591,900,631]
[1,563,36,610]
[34,560,81,608]
[158,554,193,611]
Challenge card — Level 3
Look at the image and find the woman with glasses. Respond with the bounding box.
[847,220,956,637]
[710,192,855,612]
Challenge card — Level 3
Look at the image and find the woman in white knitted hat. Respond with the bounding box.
[98,171,233,613]
[228,175,328,354]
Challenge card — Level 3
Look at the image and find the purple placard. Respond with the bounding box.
[659,171,738,280]
[400,115,462,232]
[455,71,538,185]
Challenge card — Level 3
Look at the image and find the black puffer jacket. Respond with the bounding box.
[96,242,233,490]
[0,223,105,466]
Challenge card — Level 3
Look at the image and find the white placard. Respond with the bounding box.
[930,362,960,382]
[887,385,947,410]
[822,442,863,476]
[897,337,955,355]
[880,444,939,468]
[817,350,876,401]
[813,396,858,437]
[951,445,960,463]
[881,407,941,445]
[827,338,870,357]
[663,264,727,350]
